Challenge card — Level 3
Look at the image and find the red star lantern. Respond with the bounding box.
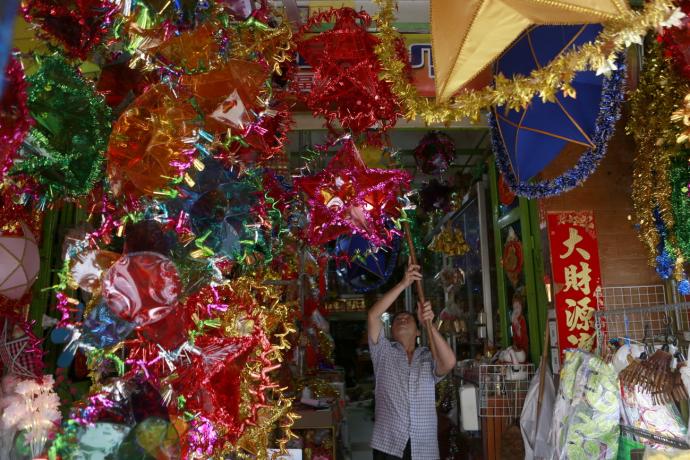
[22,0,120,60]
[296,8,402,133]
[294,140,411,246]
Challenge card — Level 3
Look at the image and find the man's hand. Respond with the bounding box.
[417,300,434,326]
[401,263,422,288]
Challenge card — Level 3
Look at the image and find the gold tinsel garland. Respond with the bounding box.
[627,42,689,274]
[373,0,676,124]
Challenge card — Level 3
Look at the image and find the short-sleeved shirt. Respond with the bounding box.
[369,329,444,459]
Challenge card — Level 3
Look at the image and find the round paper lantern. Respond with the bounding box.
[102,252,181,326]
[0,222,40,300]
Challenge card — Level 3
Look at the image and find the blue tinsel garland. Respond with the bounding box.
[490,56,626,199]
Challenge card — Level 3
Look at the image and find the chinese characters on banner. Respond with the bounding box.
[547,211,602,359]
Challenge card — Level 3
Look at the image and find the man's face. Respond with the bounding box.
[391,312,419,342]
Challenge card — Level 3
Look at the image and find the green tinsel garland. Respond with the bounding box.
[11,54,112,201]
[670,155,690,260]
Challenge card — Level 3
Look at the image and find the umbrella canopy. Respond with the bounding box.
[491,24,625,194]
[430,0,629,102]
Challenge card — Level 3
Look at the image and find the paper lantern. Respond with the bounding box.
[0,222,40,300]
[335,231,400,293]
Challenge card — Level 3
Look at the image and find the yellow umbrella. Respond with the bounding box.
[431,0,631,102]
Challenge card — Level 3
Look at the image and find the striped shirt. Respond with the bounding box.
[369,329,444,459]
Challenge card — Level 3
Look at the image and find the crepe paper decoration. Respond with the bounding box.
[0,317,43,378]
[0,56,32,181]
[335,231,400,293]
[0,223,40,301]
[430,0,630,102]
[13,54,112,201]
[373,0,678,125]
[296,7,401,133]
[413,131,455,175]
[294,139,411,246]
[102,252,182,326]
[21,0,120,59]
[491,25,626,198]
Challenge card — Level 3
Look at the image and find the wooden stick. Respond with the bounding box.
[401,220,438,357]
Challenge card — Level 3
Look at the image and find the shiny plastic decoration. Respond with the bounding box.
[123,220,175,256]
[178,60,267,133]
[102,252,181,326]
[0,56,32,181]
[81,301,136,349]
[69,250,120,292]
[294,139,411,246]
[106,83,197,197]
[296,7,401,133]
[659,0,690,80]
[21,0,119,60]
[413,131,456,175]
[14,54,112,199]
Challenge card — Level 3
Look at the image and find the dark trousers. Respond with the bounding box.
[373,440,412,460]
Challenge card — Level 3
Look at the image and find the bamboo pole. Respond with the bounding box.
[401,220,438,357]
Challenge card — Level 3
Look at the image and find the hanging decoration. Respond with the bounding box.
[295,7,401,133]
[502,228,523,288]
[659,0,690,81]
[294,139,411,246]
[429,225,470,256]
[0,56,32,181]
[12,54,112,202]
[335,229,401,293]
[413,131,455,175]
[0,223,40,302]
[373,0,682,124]
[490,25,626,198]
[628,42,689,279]
[21,0,120,60]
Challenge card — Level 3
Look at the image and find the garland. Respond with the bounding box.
[628,42,689,274]
[373,0,678,124]
[490,56,625,199]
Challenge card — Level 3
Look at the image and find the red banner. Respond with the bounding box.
[546,211,602,359]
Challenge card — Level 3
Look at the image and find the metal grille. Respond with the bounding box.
[593,285,690,355]
[478,364,534,418]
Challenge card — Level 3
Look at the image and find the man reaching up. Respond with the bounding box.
[368,262,457,460]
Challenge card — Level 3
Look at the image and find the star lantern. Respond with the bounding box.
[430,0,631,101]
[296,7,401,133]
[0,222,40,301]
[0,56,32,181]
[21,0,120,60]
[0,316,43,378]
[294,140,411,246]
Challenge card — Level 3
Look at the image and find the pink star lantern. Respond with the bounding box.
[294,140,411,246]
